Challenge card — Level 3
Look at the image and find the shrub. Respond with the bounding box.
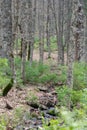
[73,62,87,90]
[0,58,11,89]
[56,85,71,107]
[71,90,83,106]
[12,107,25,127]
[57,65,67,84]
[26,91,38,104]
[25,61,49,83]
[40,107,87,130]
[0,116,7,130]
[39,73,58,84]
[56,85,83,107]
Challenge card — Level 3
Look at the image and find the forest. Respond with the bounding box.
[0,0,87,130]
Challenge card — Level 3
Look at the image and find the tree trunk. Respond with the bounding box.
[1,0,12,58]
[64,0,72,64]
[38,0,44,63]
[27,0,33,66]
[0,0,3,57]
[73,0,85,62]
[1,0,16,82]
[58,0,64,65]
[20,0,28,82]
[12,0,19,56]
[46,0,51,58]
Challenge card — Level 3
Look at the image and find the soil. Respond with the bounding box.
[33,49,67,64]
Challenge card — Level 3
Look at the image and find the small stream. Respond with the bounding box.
[14,107,58,130]
[14,86,58,130]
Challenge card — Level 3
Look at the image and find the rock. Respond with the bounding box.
[47,107,59,116]
[27,101,39,108]
[6,126,13,130]
[39,104,48,110]
[14,125,23,130]
[14,83,58,130]
[50,91,57,95]
[57,81,64,85]
[38,86,48,92]
[5,100,13,109]
[30,109,40,118]
[39,93,57,108]
[42,110,53,118]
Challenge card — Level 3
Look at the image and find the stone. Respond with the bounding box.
[47,107,59,116]
[5,100,13,109]
[27,101,39,108]
[38,86,48,92]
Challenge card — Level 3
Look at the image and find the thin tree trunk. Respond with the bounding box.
[38,0,44,63]
[58,0,64,65]
[20,0,28,82]
[1,0,15,82]
[64,0,72,64]
[12,0,19,56]
[0,0,3,57]
[46,0,51,58]
[73,1,85,62]
[85,14,87,62]
[27,0,33,66]
[1,0,12,58]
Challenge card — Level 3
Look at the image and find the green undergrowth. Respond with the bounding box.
[14,57,67,85]
[40,106,87,130]
[0,107,25,129]
[73,62,87,90]
[40,88,87,130]
[0,58,11,90]
[25,61,67,85]
[0,58,87,91]
[0,115,7,130]
[56,85,83,107]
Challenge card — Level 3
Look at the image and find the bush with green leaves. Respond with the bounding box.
[39,107,87,130]
[39,73,58,84]
[14,58,59,84]
[0,116,7,130]
[26,91,39,104]
[25,61,64,84]
[56,85,83,107]
[73,62,87,90]
[57,65,67,84]
[25,61,50,83]
[0,58,11,89]
[80,88,87,110]
[56,85,71,107]
[71,90,83,106]
[12,107,24,126]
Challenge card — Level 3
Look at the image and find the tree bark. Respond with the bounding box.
[58,0,64,65]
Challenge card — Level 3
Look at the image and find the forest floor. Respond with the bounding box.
[33,49,67,64]
[0,49,61,129]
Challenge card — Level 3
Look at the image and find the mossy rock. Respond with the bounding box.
[47,107,59,116]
